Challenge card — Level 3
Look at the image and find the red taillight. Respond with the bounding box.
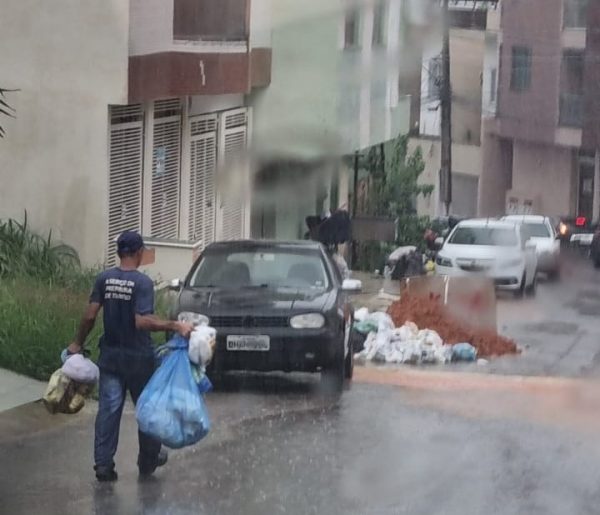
[576,217,586,227]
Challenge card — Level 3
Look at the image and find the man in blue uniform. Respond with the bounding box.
[68,231,193,482]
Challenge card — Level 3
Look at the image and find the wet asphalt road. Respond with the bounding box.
[2,252,600,514]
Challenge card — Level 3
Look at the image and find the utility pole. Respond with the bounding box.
[440,0,452,216]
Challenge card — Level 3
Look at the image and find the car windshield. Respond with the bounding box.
[190,248,330,290]
[522,223,551,238]
[449,226,518,246]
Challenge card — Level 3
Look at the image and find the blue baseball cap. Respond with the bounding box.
[116,230,145,254]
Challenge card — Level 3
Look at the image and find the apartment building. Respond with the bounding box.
[411,1,500,218]
[0,0,271,277]
[480,0,598,219]
[248,0,426,240]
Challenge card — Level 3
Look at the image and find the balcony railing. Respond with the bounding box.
[559,93,583,127]
[173,0,248,41]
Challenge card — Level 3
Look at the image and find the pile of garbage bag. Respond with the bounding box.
[354,308,478,366]
[43,352,99,414]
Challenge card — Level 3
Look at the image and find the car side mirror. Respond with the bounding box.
[168,278,183,291]
[434,237,444,250]
[342,279,362,292]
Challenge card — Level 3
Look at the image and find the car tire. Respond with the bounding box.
[321,355,345,394]
[513,274,526,298]
[344,343,354,380]
[525,272,537,296]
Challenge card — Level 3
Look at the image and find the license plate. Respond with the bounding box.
[226,335,270,352]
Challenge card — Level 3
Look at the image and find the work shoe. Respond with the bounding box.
[95,465,118,482]
[138,449,168,477]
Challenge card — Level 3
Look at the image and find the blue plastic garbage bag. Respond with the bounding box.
[136,336,211,449]
[452,342,477,362]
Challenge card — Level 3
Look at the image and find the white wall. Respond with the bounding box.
[0,0,130,266]
[512,141,574,216]
[250,0,272,48]
[411,138,483,218]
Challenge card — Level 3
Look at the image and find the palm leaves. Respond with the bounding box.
[0,212,81,282]
[0,87,17,138]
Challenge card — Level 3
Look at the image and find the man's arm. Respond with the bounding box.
[67,302,102,353]
[135,314,193,337]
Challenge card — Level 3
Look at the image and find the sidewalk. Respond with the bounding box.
[0,368,46,412]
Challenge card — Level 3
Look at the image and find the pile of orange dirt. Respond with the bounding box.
[388,293,519,358]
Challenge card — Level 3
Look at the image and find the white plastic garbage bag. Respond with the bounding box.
[364,312,395,333]
[61,354,99,384]
[354,307,369,322]
[188,326,217,365]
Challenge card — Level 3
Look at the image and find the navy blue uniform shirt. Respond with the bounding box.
[90,268,155,373]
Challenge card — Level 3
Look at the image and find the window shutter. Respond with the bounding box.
[217,108,248,241]
[107,104,144,266]
[151,99,182,239]
[188,114,218,246]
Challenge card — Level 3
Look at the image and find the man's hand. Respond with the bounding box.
[175,322,194,339]
[67,342,82,355]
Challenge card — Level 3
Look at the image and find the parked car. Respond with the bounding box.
[501,215,561,279]
[435,219,538,297]
[555,215,593,245]
[170,240,357,392]
[590,229,600,268]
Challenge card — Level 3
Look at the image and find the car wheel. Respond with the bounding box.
[525,272,537,296]
[321,355,345,394]
[513,274,526,298]
[344,342,354,380]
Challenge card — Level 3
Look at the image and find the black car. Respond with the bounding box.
[171,240,355,391]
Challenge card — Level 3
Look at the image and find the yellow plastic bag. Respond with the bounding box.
[43,369,93,414]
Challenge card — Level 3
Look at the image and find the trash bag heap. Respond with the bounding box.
[354,293,518,365]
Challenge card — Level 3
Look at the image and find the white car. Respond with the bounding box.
[502,215,561,279]
[435,219,538,296]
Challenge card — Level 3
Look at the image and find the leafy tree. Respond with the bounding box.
[384,135,433,246]
[353,135,433,271]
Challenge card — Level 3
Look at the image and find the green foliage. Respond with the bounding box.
[0,212,82,284]
[0,214,100,379]
[353,135,433,271]
[0,277,101,380]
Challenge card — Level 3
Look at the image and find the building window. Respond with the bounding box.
[344,7,361,48]
[563,0,588,28]
[559,49,584,127]
[173,0,248,41]
[490,68,497,103]
[372,0,386,47]
[428,55,443,100]
[510,46,532,92]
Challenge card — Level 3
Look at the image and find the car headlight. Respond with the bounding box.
[178,312,210,326]
[290,313,325,329]
[436,255,453,267]
[559,223,568,236]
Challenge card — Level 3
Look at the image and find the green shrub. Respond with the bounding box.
[0,277,102,380]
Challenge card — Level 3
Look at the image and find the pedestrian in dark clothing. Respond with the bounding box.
[67,231,193,482]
